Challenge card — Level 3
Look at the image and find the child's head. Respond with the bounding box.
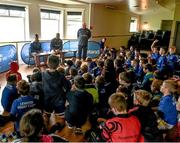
[74,75,85,89]
[57,66,65,75]
[108,93,127,115]
[119,72,131,85]
[151,79,163,93]
[130,46,135,52]
[70,68,78,77]
[135,48,140,56]
[17,80,29,96]
[71,57,76,64]
[75,60,82,68]
[82,73,93,84]
[143,63,153,73]
[134,90,152,106]
[104,58,114,69]
[126,51,132,59]
[159,47,167,55]
[116,85,128,100]
[80,64,88,74]
[97,60,104,69]
[31,72,42,82]
[47,55,59,69]
[95,75,105,86]
[139,58,147,67]
[7,74,17,84]
[20,109,44,140]
[114,58,124,68]
[102,37,106,42]
[152,46,159,53]
[169,46,176,54]
[131,59,138,68]
[120,46,125,52]
[86,57,92,63]
[10,61,19,72]
[160,80,178,95]
[32,67,41,73]
[66,60,74,67]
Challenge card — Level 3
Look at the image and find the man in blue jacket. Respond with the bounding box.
[77,22,91,61]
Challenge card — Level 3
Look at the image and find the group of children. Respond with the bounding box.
[0,38,180,142]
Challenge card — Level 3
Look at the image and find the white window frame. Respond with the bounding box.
[65,8,84,39]
[0,4,27,42]
[129,17,138,33]
[40,5,63,40]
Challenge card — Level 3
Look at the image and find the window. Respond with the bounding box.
[66,11,82,38]
[130,17,138,32]
[41,9,61,40]
[0,5,26,42]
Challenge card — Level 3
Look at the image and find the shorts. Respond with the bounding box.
[44,99,65,115]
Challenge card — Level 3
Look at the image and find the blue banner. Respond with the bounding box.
[0,45,17,73]
[21,42,51,65]
[21,40,100,65]
[63,40,100,58]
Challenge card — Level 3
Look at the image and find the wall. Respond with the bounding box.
[90,4,140,49]
[141,6,174,31]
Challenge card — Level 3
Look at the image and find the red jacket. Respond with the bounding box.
[101,114,144,142]
[6,61,22,81]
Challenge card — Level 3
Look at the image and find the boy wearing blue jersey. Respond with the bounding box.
[142,63,154,91]
[157,47,168,72]
[10,80,37,131]
[167,46,178,75]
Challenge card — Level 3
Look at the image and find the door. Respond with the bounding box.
[174,22,180,54]
[161,20,173,31]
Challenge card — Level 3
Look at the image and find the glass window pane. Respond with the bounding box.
[67,13,82,38]
[10,9,25,17]
[41,12,49,19]
[50,13,60,19]
[0,9,8,16]
[0,17,25,42]
[130,17,138,32]
[41,19,59,40]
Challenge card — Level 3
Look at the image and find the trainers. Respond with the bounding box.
[49,122,65,133]
[74,128,83,134]
[66,122,73,129]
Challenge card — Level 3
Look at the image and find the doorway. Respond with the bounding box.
[161,20,173,31]
[174,22,180,54]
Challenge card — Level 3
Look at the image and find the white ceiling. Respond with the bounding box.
[44,0,176,14]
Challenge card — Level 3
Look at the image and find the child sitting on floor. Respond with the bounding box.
[158,80,178,130]
[1,74,18,112]
[6,61,22,81]
[101,93,144,142]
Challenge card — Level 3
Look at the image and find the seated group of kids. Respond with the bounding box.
[0,40,180,142]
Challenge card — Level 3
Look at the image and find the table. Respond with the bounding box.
[32,50,77,67]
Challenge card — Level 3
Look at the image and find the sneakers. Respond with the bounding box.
[0,133,8,142]
[74,128,83,134]
[49,122,65,133]
[66,122,73,129]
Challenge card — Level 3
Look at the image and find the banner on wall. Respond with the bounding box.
[63,40,100,58]
[21,42,51,65]
[0,45,17,73]
[20,40,100,65]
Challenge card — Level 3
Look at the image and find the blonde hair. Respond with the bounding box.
[134,90,152,106]
[163,80,178,94]
[108,93,127,112]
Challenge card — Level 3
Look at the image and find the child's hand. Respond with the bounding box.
[154,39,159,43]
[97,118,107,123]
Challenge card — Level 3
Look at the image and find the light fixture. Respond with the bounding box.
[142,22,149,30]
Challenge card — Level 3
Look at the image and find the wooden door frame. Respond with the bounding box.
[174,21,180,45]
